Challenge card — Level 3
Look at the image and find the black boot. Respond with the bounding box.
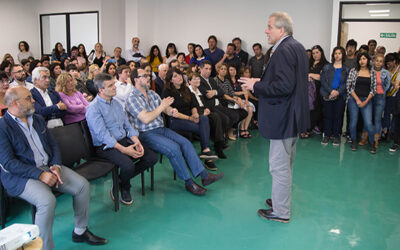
[215,142,227,159]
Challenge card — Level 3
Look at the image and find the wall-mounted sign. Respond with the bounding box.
[380,33,397,38]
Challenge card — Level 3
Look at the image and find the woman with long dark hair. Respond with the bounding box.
[51,42,68,63]
[346,52,377,153]
[228,65,254,138]
[308,45,329,136]
[165,43,178,65]
[320,46,350,145]
[147,45,164,74]
[49,63,62,90]
[162,67,218,169]
[77,44,88,69]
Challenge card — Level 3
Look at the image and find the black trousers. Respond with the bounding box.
[96,138,158,189]
[394,115,400,144]
[212,105,248,128]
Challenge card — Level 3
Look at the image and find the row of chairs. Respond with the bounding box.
[0,120,155,228]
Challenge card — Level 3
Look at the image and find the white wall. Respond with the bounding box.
[1,0,333,62]
[139,0,333,57]
[330,0,394,53]
[347,22,400,53]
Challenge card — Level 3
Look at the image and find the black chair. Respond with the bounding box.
[49,122,120,212]
[79,120,154,195]
[0,178,36,229]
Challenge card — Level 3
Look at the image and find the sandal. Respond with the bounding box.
[300,133,310,139]
[245,130,252,138]
[240,130,250,139]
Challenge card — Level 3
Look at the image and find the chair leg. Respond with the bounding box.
[141,172,145,196]
[150,166,154,191]
[174,171,176,180]
[0,186,6,228]
[111,167,119,212]
[31,205,36,224]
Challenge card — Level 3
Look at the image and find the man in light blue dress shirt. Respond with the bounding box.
[86,73,157,205]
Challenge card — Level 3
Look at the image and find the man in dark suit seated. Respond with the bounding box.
[154,64,168,96]
[240,12,310,223]
[30,67,67,128]
[0,86,107,250]
[198,60,244,140]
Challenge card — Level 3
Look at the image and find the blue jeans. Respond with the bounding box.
[169,115,210,150]
[348,97,374,142]
[372,94,386,134]
[323,95,345,137]
[382,96,395,133]
[139,127,205,181]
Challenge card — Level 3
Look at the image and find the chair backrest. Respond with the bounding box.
[50,123,88,168]
[79,119,97,158]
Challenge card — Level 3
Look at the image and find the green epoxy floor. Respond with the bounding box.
[6,131,400,249]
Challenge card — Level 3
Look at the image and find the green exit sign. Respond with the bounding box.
[380,33,396,38]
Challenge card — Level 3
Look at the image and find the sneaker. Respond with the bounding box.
[346,135,352,143]
[257,209,290,223]
[350,141,357,151]
[120,187,133,205]
[321,136,329,145]
[389,144,399,152]
[204,160,217,171]
[332,137,340,146]
[199,151,218,160]
[370,143,376,154]
[313,127,322,135]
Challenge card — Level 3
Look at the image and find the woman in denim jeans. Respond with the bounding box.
[346,52,377,153]
[320,46,349,146]
[371,54,391,148]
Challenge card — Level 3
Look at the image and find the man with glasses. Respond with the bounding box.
[86,73,157,205]
[10,64,34,90]
[30,67,66,128]
[125,68,224,196]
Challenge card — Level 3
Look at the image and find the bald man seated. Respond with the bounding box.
[0,86,107,250]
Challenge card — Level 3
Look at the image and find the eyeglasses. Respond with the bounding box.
[137,74,151,78]
[12,70,24,74]
[1,79,9,85]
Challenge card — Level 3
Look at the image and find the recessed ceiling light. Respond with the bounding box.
[370,14,390,17]
[369,10,390,13]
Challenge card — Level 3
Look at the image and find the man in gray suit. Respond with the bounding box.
[240,12,309,223]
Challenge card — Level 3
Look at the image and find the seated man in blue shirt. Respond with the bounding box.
[125,68,224,196]
[0,86,107,250]
[85,73,157,205]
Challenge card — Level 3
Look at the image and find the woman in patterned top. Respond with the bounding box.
[346,52,377,153]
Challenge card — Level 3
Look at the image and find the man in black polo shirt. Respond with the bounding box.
[248,43,265,78]
[233,37,249,66]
